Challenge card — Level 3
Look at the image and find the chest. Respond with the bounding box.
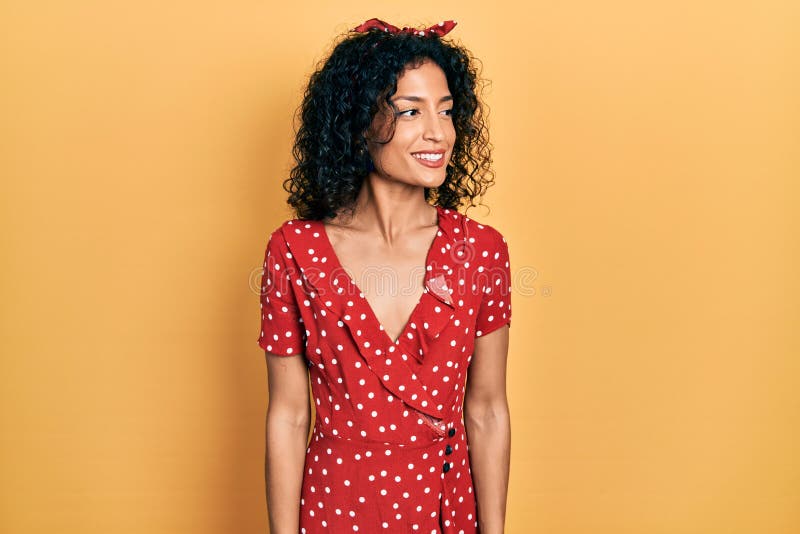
[322,224,439,344]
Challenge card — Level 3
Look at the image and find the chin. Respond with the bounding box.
[411,173,447,189]
[427,175,448,188]
[383,168,447,189]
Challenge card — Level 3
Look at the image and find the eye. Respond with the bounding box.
[395,108,454,117]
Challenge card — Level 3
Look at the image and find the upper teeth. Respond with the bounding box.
[413,153,443,161]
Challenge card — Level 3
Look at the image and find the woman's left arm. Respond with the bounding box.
[464,324,511,534]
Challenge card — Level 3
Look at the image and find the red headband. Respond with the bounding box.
[351,17,458,37]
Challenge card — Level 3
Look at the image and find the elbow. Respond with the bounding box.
[267,402,311,431]
[464,396,510,432]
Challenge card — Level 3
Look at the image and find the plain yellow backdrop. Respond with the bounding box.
[2,1,798,533]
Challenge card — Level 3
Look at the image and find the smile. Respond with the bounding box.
[411,152,446,168]
[412,153,444,161]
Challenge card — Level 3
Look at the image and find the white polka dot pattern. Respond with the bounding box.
[255,204,512,532]
[257,230,306,356]
[474,230,513,337]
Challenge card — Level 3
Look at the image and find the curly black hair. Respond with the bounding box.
[284,25,495,220]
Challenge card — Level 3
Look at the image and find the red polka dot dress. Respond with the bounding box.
[257,205,512,533]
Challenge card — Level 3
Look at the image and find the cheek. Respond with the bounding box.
[381,133,417,161]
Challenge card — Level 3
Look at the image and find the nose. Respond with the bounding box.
[422,108,445,142]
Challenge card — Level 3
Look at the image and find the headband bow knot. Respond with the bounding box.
[351,17,457,37]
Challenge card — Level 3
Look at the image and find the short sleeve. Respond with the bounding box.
[256,231,306,356]
[474,231,512,337]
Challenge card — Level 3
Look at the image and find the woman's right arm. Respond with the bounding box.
[265,351,310,534]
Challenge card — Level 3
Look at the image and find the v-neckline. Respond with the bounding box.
[318,204,444,347]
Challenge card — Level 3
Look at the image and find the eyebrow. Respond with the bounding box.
[391,95,453,103]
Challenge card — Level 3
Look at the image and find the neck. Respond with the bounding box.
[332,176,437,240]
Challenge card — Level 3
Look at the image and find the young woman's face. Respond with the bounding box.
[366,58,456,189]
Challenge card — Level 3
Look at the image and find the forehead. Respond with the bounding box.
[394,59,450,96]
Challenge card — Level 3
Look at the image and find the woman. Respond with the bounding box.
[257,18,512,533]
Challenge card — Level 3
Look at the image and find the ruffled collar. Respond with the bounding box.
[280,204,467,419]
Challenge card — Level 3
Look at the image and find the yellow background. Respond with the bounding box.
[2,1,798,532]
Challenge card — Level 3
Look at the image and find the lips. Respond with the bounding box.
[412,151,446,168]
[412,153,443,160]
[411,150,446,159]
